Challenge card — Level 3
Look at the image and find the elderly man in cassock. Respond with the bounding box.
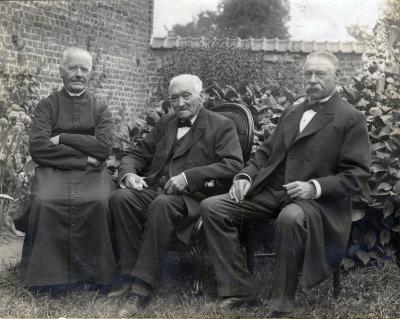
[108,74,243,316]
[200,51,371,317]
[17,47,116,290]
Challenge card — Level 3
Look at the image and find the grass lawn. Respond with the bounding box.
[0,253,399,318]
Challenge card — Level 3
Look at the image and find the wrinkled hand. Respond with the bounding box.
[87,156,101,167]
[50,135,60,145]
[164,174,187,194]
[124,173,148,191]
[283,181,316,200]
[229,178,251,203]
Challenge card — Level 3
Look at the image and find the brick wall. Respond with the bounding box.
[0,0,153,118]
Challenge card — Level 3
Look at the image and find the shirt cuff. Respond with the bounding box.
[120,173,131,189]
[234,173,252,184]
[181,172,188,188]
[309,179,321,199]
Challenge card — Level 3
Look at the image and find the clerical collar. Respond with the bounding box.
[65,88,86,96]
[307,90,336,105]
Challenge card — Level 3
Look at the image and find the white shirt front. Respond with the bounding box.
[176,115,198,140]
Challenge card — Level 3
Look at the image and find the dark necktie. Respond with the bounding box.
[305,100,321,112]
[177,119,192,128]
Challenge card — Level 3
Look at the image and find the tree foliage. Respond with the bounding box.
[171,0,290,39]
[346,24,372,42]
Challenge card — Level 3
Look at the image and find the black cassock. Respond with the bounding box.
[17,89,117,287]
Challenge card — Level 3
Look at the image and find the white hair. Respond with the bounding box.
[304,51,340,71]
[169,74,203,94]
[60,47,92,69]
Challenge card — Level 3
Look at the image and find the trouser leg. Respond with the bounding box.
[270,203,307,313]
[131,194,187,294]
[200,192,279,297]
[109,188,157,275]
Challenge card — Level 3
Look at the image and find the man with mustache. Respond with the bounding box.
[200,51,371,316]
[17,47,117,290]
[108,74,243,316]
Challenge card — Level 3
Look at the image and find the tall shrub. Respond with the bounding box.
[340,16,400,268]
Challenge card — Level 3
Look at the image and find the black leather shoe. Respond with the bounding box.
[217,296,257,311]
[107,282,132,298]
[117,294,151,317]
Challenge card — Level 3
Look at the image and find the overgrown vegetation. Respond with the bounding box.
[0,47,40,236]
[340,17,400,269]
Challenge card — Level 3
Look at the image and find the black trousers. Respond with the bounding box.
[200,188,307,313]
[109,188,188,291]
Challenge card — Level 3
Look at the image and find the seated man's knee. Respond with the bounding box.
[149,194,173,209]
[276,204,305,230]
[109,189,132,208]
[200,195,223,216]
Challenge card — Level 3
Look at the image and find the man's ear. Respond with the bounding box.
[58,66,63,79]
[199,90,205,102]
[335,68,342,78]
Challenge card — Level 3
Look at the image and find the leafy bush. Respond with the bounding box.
[155,35,303,100]
[0,57,40,235]
[340,20,400,269]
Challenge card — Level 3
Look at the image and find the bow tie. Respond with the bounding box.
[305,100,321,111]
[177,119,192,128]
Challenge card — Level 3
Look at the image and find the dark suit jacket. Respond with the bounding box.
[118,107,244,243]
[243,92,371,287]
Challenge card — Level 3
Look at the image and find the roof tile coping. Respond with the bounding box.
[151,36,366,54]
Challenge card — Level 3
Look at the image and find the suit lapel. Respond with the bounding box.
[165,116,178,158]
[283,101,306,150]
[292,93,339,144]
[173,108,206,159]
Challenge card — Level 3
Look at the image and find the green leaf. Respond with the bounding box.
[379,125,391,138]
[393,181,400,194]
[371,163,386,173]
[388,167,400,179]
[351,209,366,222]
[377,182,392,191]
[383,200,394,219]
[369,107,383,117]
[341,257,356,271]
[391,135,400,145]
[380,230,391,245]
[356,249,370,265]
[364,230,376,250]
[0,194,14,201]
[371,142,386,151]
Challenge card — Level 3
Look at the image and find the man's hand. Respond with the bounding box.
[87,156,101,167]
[50,135,60,145]
[164,174,187,194]
[229,178,251,203]
[124,173,148,191]
[283,181,316,200]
